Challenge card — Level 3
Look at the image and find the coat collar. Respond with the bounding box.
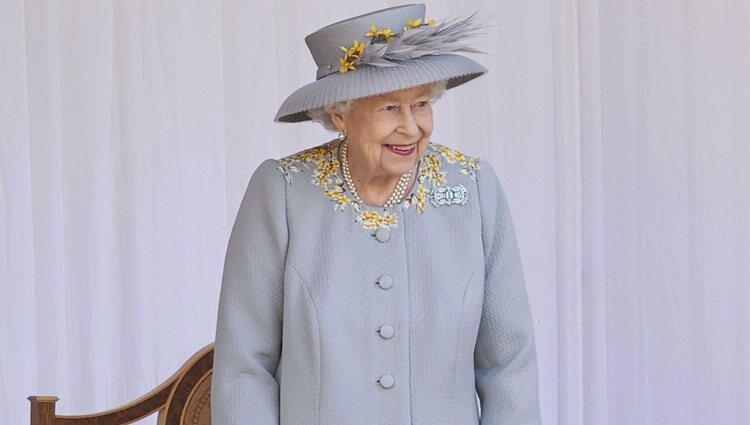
[276,140,481,231]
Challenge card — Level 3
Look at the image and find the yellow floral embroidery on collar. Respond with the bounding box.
[276,140,480,230]
[404,143,481,214]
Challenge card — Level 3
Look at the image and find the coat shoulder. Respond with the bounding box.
[275,140,339,185]
[425,142,483,184]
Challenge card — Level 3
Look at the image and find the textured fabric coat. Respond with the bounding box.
[211,140,541,425]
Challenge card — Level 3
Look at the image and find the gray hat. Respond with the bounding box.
[274,4,490,123]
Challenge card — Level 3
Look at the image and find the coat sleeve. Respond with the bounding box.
[211,158,288,425]
[474,159,541,424]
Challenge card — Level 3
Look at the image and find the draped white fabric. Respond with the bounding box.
[2,1,748,424]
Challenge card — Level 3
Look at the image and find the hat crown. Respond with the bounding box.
[304,4,425,79]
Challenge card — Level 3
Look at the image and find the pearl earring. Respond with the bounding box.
[337,131,347,141]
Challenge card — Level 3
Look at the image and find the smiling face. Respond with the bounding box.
[330,85,435,179]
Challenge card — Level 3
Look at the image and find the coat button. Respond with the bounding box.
[377,275,393,290]
[378,374,394,389]
[378,324,394,339]
[374,227,390,242]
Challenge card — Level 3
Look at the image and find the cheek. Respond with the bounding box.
[417,117,433,154]
[349,117,390,150]
[418,109,433,130]
[419,117,433,139]
[418,141,429,158]
[355,114,392,137]
[373,120,397,140]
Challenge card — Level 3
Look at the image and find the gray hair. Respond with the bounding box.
[307,80,449,133]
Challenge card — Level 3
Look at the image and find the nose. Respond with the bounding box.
[397,105,420,138]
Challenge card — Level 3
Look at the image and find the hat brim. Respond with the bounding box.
[273,54,489,123]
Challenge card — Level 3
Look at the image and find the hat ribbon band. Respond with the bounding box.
[316,63,339,80]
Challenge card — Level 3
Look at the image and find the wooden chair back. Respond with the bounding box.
[28,343,214,425]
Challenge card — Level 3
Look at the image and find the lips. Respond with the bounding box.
[384,143,417,156]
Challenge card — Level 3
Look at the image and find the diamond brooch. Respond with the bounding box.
[429,184,469,208]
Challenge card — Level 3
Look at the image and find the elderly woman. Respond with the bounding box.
[211,4,541,425]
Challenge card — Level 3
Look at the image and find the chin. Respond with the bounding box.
[381,161,411,176]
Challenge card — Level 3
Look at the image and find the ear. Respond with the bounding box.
[330,112,346,133]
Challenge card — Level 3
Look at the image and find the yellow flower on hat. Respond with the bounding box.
[339,57,356,73]
[352,39,366,56]
[339,39,366,73]
[380,28,395,42]
[366,25,395,43]
[340,39,365,59]
[403,17,435,31]
[406,18,423,28]
[365,24,381,38]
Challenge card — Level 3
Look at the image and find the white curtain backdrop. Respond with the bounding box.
[2,1,748,424]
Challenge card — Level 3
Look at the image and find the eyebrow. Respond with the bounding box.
[380,89,432,102]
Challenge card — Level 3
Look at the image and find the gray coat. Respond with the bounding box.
[211,140,541,424]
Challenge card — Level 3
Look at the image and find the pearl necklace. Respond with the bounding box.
[340,140,413,208]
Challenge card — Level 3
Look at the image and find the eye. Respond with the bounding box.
[413,100,429,109]
[384,105,400,112]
